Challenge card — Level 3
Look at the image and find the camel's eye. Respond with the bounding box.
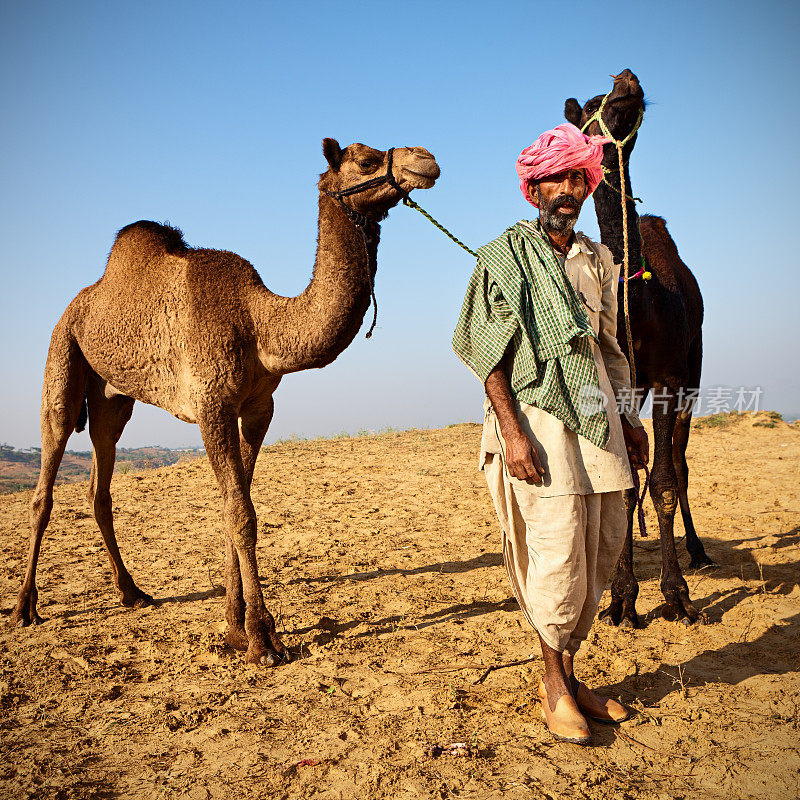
[358,160,378,172]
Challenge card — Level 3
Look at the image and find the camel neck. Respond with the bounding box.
[591,151,643,273]
[255,194,379,374]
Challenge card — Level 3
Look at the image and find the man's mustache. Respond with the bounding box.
[547,194,580,214]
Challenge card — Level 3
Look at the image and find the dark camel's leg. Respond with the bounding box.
[651,384,704,624]
[600,386,649,628]
[673,339,713,569]
[599,488,639,628]
[199,402,287,666]
[86,376,153,608]
[10,328,88,627]
[224,398,274,653]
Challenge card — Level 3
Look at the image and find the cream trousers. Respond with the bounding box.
[484,452,627,654]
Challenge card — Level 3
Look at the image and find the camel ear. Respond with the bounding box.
[564,98,583,127]
[322,138,343,171]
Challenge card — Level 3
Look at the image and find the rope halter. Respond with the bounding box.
[320,148,408,339]
[581,85,645,397]
[581,90,644,202]
[322,147,407,224]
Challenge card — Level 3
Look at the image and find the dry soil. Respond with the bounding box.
[1,412,798,800]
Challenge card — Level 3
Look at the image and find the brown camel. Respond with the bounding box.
[10,138,440,666]
[564,70,713,628]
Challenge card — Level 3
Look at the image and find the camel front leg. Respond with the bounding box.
[651,387,705,624]
[199,403,288,666]
[599,487,639,628]
[224,399,275,653]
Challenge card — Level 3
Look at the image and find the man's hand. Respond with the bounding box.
[621,419,649,469]
[504,428,546,485]
[485,360,546,485]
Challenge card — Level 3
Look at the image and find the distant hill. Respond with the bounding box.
[0,444,204,494]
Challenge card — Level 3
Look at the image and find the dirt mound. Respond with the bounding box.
[692,410,795,431]
[1,420,798,799]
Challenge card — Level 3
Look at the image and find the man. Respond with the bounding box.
[453,123,649,744]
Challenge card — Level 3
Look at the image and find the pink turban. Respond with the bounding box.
[516,123,610,207]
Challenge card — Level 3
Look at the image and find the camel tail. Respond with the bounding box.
[75,394,88,433]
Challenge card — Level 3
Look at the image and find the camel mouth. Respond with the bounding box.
[609,81,644,109]
[401,164,440,190]
[617,89,644,107]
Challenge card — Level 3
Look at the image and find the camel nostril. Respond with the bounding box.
[613,69,640,93]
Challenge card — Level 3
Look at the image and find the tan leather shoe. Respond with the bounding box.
[538,681,592,744]
[575,681,631,724]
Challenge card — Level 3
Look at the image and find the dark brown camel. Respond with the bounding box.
[565,70,713,628]
[10,139,440,666]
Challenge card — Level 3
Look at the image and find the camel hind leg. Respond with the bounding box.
[86,375,153,608]
[651,384,705,624]
[10,326,89,627]
[673,337,713,569]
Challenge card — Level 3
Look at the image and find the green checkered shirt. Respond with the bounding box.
[452,220,610,449]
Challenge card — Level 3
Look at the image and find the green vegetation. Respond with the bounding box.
[753,411,784,428]
[693,410,784,430]
[693,412,740,429]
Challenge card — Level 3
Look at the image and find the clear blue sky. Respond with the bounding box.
[1,0,798,449]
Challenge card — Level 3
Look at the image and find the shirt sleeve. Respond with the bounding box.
[597,247,643,429]
[452,262,519,385]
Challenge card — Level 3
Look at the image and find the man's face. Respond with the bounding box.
[528,168,587,235]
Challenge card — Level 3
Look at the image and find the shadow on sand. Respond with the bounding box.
[289,552,504,586]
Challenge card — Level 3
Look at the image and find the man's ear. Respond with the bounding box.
[564,98,583,127]
[322,138,343,171]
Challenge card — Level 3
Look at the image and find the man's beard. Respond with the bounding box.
[538,191,582,235]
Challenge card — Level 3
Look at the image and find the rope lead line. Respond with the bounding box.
[582,84,651,537]
[402,196,478,258]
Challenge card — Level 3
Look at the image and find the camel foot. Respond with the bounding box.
[599,601,639,630]
[228,617,291,664]
[688,554,716,570]
[661,587,706,625]
[9,591,43,628]
[225,626,250,652]
[244,644,291,667]
[120,585,155,609]
[10,607,44,628]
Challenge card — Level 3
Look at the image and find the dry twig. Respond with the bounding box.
[473,655,538,685]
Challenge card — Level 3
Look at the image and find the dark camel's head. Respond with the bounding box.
[318,139,440,217]
[564,69,645,147]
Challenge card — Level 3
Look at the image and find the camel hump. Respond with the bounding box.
[112,220,189,255]
[640,214,668,232]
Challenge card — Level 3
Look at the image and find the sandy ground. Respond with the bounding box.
[1,412,798,800]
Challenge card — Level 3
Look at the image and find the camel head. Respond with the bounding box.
[319,139,440,219]
[564,68,645,149]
